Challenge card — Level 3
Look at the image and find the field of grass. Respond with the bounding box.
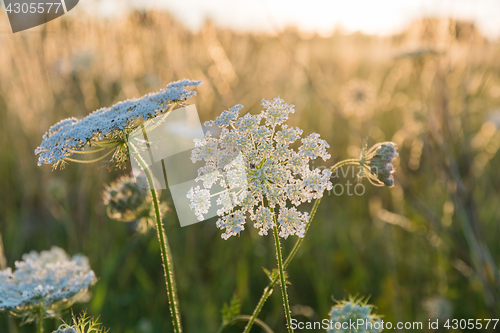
[1,10,500,332]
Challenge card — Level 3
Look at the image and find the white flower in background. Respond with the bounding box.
[35,79,201,169]
[0,246,96,323]
[327,298,382,333]
[188,97,332,240]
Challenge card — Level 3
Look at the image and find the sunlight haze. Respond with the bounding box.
[85,0,500,38]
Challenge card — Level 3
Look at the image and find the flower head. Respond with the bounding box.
[188,97,332,239]
[339,79,376,118]
[358,142,398,187]
[53,310,109,333]
[102,174,166,233]
[35,79,201,169]
[0,247,96,323]
[328,297,382,333]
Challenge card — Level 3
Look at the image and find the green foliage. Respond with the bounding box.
[54,311,109,333]
[221,295,241,327]
[263,267,290,285]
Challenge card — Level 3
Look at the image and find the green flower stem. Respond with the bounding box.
[243,200,321,333]
[330,159,361,171]
[243,159,360,333]
[242,284,275,333]
[149,186,182,333]
[129,145,183,333]
[36,304,44,333]
[271,208,293,333]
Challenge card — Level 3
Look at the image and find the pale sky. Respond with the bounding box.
[83,0,500,39]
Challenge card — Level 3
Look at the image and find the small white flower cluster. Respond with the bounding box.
[188,97,332,240]
[35,79,201,167]
[0,247,96,321]
[328,299,382,333]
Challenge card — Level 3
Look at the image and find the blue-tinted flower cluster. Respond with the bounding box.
[188,97,332,239]
[35,79,201,168]
[0,247,96,322]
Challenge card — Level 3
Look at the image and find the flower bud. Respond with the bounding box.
[103,174,152,222]
[102,174,168,233]
[359,142,399,187]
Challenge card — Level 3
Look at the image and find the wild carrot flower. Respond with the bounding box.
[35,79,201,169]
[188,97,332,239]
[339,79,376,118]
[102,174,168,233]
[0,247,96,323]
[358,142,399,187]
[327,298,382,333]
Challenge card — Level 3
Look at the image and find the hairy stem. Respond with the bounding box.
[330,159,361,171]
[243,160,360,333]
[150,186,182,333]
[36,304,44,333]
[271,208,293,333]
[130,145,182,333]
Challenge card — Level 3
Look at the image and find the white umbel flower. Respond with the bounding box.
[188,97,332,239]
[35,79,201,168]
[0,247,96,322]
